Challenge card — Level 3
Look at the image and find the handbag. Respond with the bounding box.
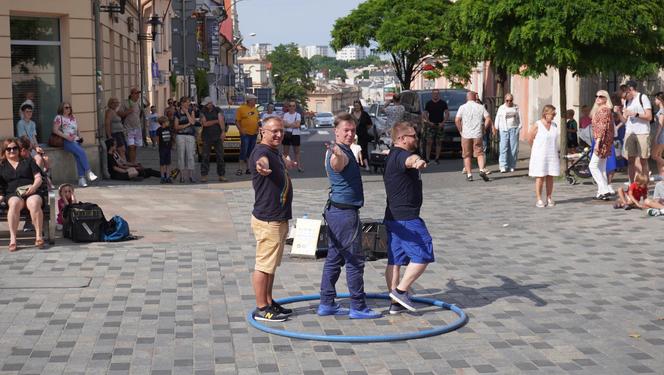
[15,184,32,197]
[48,133,64,147]
[48,115,64,147]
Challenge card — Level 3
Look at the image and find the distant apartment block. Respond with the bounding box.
[336,46,367,61]
[248,43,274,57]
[301,45,331,59]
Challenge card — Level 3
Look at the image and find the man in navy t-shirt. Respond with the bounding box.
[383,121,434,314]
[248,116,296,322]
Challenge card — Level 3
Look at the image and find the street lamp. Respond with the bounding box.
[138,14,162,41]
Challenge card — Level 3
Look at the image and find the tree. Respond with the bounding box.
[450,0,664,164]
[309,55,348,80]
[331,0,456,90]
[267,44,315,107]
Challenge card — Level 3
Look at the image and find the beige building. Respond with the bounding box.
[307,83,361,114]
[1,0,144,182]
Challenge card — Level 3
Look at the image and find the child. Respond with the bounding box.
[156,116,173,183]
[57,183,77,231]
[614,173,648,210]
[148,106,159,147]
[565,109,578,152]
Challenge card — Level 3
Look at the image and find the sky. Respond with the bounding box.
[236,0,363,47]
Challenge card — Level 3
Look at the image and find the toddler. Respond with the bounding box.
[57,184,77,231]
[156,116,173,183]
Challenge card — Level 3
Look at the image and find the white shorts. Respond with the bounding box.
[126,128,143,147]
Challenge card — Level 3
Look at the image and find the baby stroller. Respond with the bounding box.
[563,147,593,185]
[368,137,391,174]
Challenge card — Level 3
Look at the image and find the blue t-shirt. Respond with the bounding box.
[249,144,292,221]
[383,147,423,221]
[16,119,37,141]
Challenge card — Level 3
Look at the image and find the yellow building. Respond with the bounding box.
[1,0,145,182]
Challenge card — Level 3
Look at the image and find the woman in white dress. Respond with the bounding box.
[528,105,560,207]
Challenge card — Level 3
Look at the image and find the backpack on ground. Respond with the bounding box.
[63,202,106,242]
[102,215,131,242]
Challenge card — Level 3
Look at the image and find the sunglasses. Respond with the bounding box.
[64,106,71,109]
[595,95,605,98]
[5,146,19,152]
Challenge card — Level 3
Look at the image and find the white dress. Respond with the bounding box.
[528,120,560,177]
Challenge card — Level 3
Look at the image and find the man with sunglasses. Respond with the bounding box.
[382,122,432,314]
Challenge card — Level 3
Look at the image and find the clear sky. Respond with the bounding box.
[236,0,363,47]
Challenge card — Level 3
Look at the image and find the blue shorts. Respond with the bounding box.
[385,218,434,266]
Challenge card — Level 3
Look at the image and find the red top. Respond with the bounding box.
[592,107,614,158]
[628,182,648,202]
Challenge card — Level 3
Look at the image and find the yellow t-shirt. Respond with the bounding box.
[236,104,260,135]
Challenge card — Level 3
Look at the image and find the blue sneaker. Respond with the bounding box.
[349,307,382,319]
[317,303,349,316]
[389,289,417,312]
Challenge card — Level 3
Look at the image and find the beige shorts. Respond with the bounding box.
[461,137,484,158]
[623,133,650,159]
[251,216,289,274]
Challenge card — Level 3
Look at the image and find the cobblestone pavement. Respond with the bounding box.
[1,146,663,374]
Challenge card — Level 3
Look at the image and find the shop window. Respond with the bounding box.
[10,16,62,143]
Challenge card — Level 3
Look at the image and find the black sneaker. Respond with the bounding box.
[479,170,491,182]
[253,306,288,322]
[271,300,293,316]
[389,302,407,315]
[466,174,473,182]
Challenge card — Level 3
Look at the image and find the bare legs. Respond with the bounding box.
[535,176,554,202]
[252,270,276,308]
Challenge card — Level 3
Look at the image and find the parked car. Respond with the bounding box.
[399,89,468,155]
[195,105,241,161]
[314,112,335,127]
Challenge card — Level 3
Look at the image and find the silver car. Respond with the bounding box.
[314,112,335,127]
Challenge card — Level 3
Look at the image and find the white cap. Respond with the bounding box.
[201,96,215,106]
[245,94,258,100]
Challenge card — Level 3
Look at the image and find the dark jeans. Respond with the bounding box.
[201,138,225,177]
[358,135,370,165]
[319,206,367,311]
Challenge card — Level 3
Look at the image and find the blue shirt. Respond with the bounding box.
[16,119,37,141]
[325,143,364,208]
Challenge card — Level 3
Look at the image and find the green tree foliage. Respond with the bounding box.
[267,44,315,107]
[450,0,664,161]
[331,0,457,90]
[308,55,386,80]
[194,69,209,100]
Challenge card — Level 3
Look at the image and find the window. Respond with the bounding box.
[10,16,62,142]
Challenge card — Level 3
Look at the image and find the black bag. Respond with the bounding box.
[361,221,388,261]
[63,202,106,242]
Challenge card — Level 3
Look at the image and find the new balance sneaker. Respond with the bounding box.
[253,306,288,322]
[271,300,293,316]
[647,208,663,217]
[389,289,417,312]
[389,303,407,315]
[317,303,349,316]
[349,307,382,319]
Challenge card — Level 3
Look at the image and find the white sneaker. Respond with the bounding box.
[500,168,507,173]
[547,198,556,207]
[78,177,88,187]
[536,200,546,208]
[510,168,515,172]
[86,170,98,182]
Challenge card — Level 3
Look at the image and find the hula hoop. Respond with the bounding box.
[246,292,468,343]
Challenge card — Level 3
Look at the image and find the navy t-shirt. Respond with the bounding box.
[383,147,423,221]
[249,144,292,221]
[156,127,172,150]
[425,100,448,124]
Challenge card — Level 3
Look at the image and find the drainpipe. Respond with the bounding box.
[93,0,108,178]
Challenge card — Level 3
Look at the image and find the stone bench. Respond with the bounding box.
[41,144,102,185]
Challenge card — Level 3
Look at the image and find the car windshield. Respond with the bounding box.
[316,113,333,118]
[420,91,468,111]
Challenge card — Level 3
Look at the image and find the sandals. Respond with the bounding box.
[8,243,17,252]
[35,239,45,249]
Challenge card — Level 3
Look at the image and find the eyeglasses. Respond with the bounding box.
[263,128,284,134]
[401,133,417,139]
[5,146,19,152]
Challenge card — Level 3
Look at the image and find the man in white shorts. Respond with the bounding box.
[118,87,144,163]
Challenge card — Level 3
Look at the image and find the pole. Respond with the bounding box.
[92,0,108,178]
[182,0,188,98]
[138,5,147,146]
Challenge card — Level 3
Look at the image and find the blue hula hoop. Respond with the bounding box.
[246,292,468,343]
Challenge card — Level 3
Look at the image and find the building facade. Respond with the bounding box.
[307,83,360,114]
[336,46,366,61]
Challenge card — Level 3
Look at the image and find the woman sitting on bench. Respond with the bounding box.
[0,138,46,251]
